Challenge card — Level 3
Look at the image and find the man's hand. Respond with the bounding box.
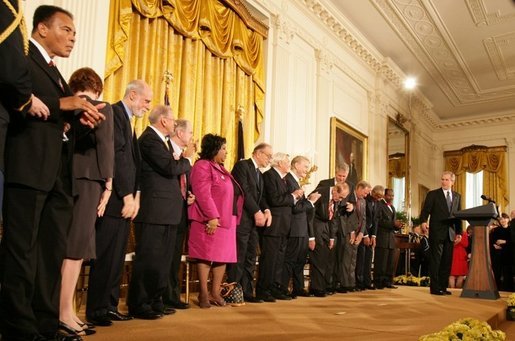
[328,239,335,250]
[121,194,136,219]
[308,192,321,203]
[264,209,272,227]
[254,210,266,227]
[345,202,354,212]
[363,236,370,246]
[60,96,106,128]
[349,232,355,245]
[27,95,49,120]
[205,218,220,235]
[132,191,141,220]
[183,138,197,158]
[292,189,304,199]
[371,237,376,248]
[186,191,195,205]
[97,181,112,217]
[308,240,316,251]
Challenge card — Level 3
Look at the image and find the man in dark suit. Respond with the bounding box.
[0,5,104,340]
[86,80,152,326]
[256,153,302,301]
[316,162,356,202]
[420,171,462,295]
[374,188,401,289]
[127,106,193,319]
[281,156,320,298]
[308,183,347,296]
[356,185,383,290]
[162,119,196,310]
[226,143,273,303]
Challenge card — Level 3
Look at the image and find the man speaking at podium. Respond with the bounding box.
[420,171,462,296]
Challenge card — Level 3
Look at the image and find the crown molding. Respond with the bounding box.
[223,0,269,38]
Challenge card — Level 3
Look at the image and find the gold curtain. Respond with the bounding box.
[103,0,266,169]
[444,146,508,210]
[388,156,406,188]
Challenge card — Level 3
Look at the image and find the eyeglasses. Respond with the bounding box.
[261,151,272,159]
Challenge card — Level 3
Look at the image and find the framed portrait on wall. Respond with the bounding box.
[329,117,368,183]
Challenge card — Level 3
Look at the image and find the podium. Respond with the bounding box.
[453,203,499,300]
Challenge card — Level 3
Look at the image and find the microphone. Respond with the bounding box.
[481,194,496,203]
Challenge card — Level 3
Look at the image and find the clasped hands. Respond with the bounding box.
[254,209,272,227]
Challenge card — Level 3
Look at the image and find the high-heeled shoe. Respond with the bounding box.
[78,322,95,329]
[59,321,97,336]
[208,296,226,307]
[198,295,211,309]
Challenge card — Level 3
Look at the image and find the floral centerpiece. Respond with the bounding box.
[506,293,515,321]
[394,273,430,287]
[419,317,505,340]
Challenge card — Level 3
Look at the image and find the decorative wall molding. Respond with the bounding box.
[484,32,515,81]
[438,112,515,129]
[300,0,402,89]
[314,48,334,74]
[466,0,515,27]
[272,14,296,44]
[224,0,269,37]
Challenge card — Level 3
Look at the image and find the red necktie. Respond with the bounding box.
[328,200,335,220]
[180,174,187,199]
[48,60,64,91]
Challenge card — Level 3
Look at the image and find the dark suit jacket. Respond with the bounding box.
[72,98,114,182]
[104,101,141,218]
[308,186,337,242]
[134,126,191,225]
[375,199,396,249]
[262,167,294,237]
[0,0,32,171]
[285,172,313,238]
[5,41,73,191]
[420,188,461,242]
[365,194,378,237]
[231,158,268,217]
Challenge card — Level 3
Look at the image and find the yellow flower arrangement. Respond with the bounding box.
[419,317,505,341]
[393,273,430,287]
[507,293,515,307]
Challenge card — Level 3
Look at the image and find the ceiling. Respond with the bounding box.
[327,0,515,121]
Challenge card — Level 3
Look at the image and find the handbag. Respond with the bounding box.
[220,282,245,306]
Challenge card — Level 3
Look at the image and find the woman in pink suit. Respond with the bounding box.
[188,134,243,308]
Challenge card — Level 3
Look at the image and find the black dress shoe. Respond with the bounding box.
[272,292,292,300]
[386,285,398,289]
[444,290,452,295]
[244,296,264,303]
[335,287,348,293]
[86,314,113,327]
[430,290,444,295]
[59,321,96,336]
[162,307,176,315]
[107,310,133,321]
[168,301,190,309]
[365,285,376,290]
[292,290,313,297]
[54,330,83,341]
[311,290,326,297]
[256,293,276,302]
[131,310,163,320]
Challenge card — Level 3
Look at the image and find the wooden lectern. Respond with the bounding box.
[453,203,499,300]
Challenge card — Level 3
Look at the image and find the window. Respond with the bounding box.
[392,177,405,212]
[465,171,483,209]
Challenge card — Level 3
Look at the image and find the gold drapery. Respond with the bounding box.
[103,0,266,168]
[388,155,406,188]
[444,145,508,210]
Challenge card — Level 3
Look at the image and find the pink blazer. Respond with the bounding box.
[188,159,243,228]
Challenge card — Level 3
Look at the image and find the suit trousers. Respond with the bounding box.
[256,235,287,296]
[355,242,373,288]
[128,223,177,314]
[226,214,259,297]
[163,207,188,305]
[337,234,358,288]
[0,179,72,338]
[282,236,308,292]
[374,247,396,287]
[86,215,131,318]
[309,239,333,292]
[429,237,453,292]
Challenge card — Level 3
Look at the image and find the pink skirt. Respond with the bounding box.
[188,218,237,263]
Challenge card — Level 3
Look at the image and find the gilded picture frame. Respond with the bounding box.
[329,117,368,183]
